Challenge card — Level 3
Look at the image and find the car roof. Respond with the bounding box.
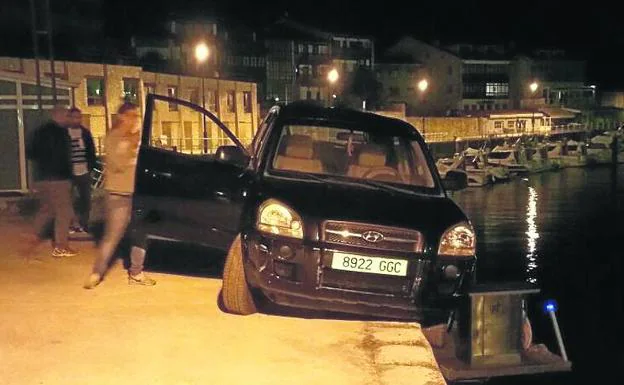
[275,102,421,138]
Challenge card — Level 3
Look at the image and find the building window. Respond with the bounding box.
[86,77,104,106]
[167,86,178,111]
[306,89,312,99]
[298,44,304,53]
[122,78,139,103]
[389,87,399,97]
[308,44,313,54]
[189,88,199,105]
[243,91,252,113]
[502,103,508,109]
[508,120,515,128]
[243,56,250,66]
[251,57,257,67]
[319,45,329,54]
[485,82,509,97]
[316,90,321,100]
[226,91,235,112]
[464,105,469,111]
[494,121,503,129]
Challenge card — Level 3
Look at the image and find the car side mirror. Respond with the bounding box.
[215,145,249,167]
[442,169,468,191]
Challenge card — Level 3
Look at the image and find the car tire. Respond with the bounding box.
[222,234,257,315]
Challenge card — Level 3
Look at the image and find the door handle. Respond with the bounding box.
[214,190,231,202]
[152,171,172,178]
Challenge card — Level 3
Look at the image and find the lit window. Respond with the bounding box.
[86,77,104,106]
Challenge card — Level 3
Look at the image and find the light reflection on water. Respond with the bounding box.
[525,186,539,284]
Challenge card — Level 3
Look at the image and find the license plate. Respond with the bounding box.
[331,252,408,276]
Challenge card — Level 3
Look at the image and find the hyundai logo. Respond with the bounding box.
[362,231,384,243]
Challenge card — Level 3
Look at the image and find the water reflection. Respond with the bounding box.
[525,186,539,284]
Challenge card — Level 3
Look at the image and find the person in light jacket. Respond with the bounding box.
[84,102,155,289]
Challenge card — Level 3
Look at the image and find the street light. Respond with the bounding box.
[328,68,339,106]
[418,79,429,137]
[195,42,210,153]
[530,81,538,134]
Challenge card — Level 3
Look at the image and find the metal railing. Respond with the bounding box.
[93,136,253,156]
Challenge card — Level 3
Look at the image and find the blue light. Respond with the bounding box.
[543,299,558,313]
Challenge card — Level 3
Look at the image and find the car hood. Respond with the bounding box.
[256,176,469,242]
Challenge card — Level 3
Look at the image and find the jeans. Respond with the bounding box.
[32,180,72,249]
[72,173,92,230]
[93,193,146,276]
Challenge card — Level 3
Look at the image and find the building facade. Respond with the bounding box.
[380,38,594,116]
[0,56,258,155]
[264,17,374,107]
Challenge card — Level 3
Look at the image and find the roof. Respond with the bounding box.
[538,107,581,119]
[464,109,545,118]
[276,101,419,137]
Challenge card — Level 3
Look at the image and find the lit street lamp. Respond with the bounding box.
[327,68,339,106]
[418,79,429,137]
[195,42,210,153]
[530,81,538,134]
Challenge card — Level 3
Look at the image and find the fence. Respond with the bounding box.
[93,136,254,157]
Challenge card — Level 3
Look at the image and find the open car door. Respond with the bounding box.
[130,94,250,252]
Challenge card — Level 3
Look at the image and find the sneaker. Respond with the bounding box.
[83,273,102,289]
[52,247,78,258]
[128,273,156,286]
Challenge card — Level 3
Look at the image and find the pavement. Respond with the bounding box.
[0,217,447,385]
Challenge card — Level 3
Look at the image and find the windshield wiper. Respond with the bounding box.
[358,180,417,195]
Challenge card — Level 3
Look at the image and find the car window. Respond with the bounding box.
[270,124,435,189]
[148,98,238,155]
[250,109,276,158]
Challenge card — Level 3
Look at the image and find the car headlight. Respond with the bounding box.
[438,222,476,257]
[256,199,303,239]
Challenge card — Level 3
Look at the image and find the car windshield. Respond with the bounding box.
[269,123,435,189]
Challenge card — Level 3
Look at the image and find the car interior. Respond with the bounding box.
[272,128,435,187]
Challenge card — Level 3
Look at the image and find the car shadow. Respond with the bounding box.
[87,223,417,324]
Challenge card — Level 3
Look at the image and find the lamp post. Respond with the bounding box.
[418,79,429,138]
[195,42,210,153]
[327,68,339,107]
[530,81,538,135]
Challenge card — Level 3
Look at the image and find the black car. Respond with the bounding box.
[131,95,475,321]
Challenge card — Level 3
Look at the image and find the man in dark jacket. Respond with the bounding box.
[24,106,77,258]
[67,107,97,233]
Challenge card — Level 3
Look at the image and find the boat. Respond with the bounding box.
[486,143,529,175]
[586,132,624,164]
[463,147,510,184]
[546,140,588,168]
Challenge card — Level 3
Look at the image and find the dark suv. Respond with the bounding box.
[132,95,475,320]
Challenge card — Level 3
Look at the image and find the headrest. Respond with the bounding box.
[283,134,314,159]
[357,144,386,167]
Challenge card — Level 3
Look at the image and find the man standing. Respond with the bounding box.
[24,106,77,258]
[67,107,97,234]
[84,102,155,289]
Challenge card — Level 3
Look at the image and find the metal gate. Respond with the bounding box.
[0,73,75,192]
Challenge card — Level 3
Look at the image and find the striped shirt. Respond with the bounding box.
[68,127,89,176]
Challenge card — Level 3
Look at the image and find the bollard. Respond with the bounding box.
[543,299,568,362]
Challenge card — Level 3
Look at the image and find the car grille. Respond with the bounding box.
[321,220,423,253]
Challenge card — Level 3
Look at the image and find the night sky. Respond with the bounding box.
[102,0,623,87]
[8,0,623,88]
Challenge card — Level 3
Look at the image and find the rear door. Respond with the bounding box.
[131,94,250,252]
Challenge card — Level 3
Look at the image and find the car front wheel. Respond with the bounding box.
[221,234,257,315]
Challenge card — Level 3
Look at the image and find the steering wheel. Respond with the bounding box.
[361,167,400,182]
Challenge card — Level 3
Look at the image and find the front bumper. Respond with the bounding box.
[242,232,474,320]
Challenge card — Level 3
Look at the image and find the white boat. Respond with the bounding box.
[546,140,588,168]
[524,143,558,173]
[463,147,510,184]
[586,132,624,164]
[486,145,529,175]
